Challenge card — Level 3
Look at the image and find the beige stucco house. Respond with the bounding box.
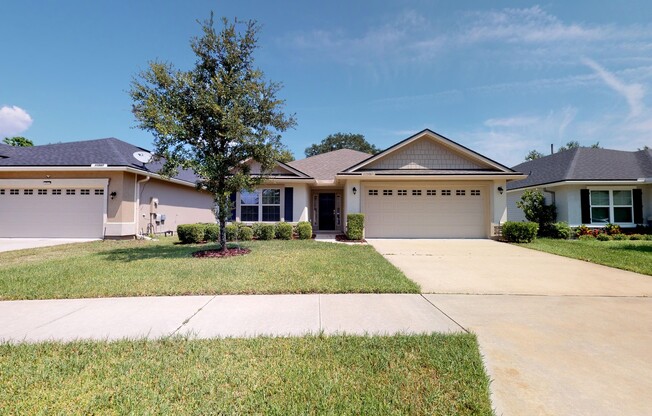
[0,129,525,239]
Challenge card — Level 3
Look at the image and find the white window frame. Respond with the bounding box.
[589,188,634,225]
[238,187,284,223]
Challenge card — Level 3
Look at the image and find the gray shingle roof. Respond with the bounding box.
[287,149,371,180]
[0,138,200,184]
[508,147,652,190]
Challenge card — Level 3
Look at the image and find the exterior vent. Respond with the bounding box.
[90,163,108,167]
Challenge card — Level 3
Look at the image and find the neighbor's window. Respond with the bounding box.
[240,188,281,222]
[590,190,633,224]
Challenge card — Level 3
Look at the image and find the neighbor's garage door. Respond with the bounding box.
[0,186,105,238]
[362,183,488,238]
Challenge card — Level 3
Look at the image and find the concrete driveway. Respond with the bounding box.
[368,239,652,416]
[0,238,98,253]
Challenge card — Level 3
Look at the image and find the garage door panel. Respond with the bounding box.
[362,183,487,238]
[0,188,105,238]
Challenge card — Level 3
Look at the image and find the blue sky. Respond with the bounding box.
[1,0,651,166]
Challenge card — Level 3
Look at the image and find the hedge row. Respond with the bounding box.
[176,222,313,244]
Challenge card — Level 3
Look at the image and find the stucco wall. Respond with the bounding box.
[137,178,216,235]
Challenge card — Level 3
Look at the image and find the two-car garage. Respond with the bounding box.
[0,179,107,238]
[361,182,489,238]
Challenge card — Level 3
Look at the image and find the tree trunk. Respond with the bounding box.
[216,193,229,252]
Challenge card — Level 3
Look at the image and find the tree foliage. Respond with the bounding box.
[524,149,544,161]
[129,14,296,251]
[305,133,380,157]
[516,189,557,236]
[557,140,580,152]
[524,140,603,161]
[2,136,33,147]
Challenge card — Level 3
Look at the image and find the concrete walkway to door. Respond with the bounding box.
[368,239,652,416]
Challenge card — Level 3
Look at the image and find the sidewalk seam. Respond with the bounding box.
[170,296,217,336]
[419,294,469,334]
[318,295,322,333]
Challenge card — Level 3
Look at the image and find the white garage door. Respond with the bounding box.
[362,183,488,238]
[0,186,105,238]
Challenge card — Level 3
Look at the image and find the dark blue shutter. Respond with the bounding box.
[633,189,643,224]
[284,187,294,222]
[580,189,591,224]
[229,192,237,221]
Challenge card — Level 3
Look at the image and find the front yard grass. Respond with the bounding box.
[0,238,419,300]
[0,333,492,415]
[521,238,652,276]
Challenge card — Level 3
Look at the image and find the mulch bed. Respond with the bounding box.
[192,248,251,258]
[335,234,366,243]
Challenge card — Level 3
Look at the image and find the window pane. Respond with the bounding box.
[240,191,259,205]
[613,190,632,205]
[241,206,259,221]
[262,206,280,221]
[590,190,609,206]
[591,207,610,223]
[614,207,633,223]
[262,189,280,205]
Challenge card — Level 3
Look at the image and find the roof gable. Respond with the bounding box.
[287,149,371,180]
[244,159,311,179]
[344,129,515,173]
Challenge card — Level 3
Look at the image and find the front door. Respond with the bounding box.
[318,193,336,230]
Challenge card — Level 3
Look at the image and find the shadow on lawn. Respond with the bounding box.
[97,244,223,262]
[613,244,652,254]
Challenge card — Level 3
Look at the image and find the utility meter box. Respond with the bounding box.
[150,197,159,213]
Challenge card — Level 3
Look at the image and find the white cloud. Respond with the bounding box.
[0,106,33,137]
[582,57,645,118]
[484,116,539,127]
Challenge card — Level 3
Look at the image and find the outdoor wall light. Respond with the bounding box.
[497,186,504,195]
[110,191,117,200]
[352,187,357,195]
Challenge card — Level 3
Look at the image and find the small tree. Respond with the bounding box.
[3,136,33,147]
[524,149,544,161]
[130,14,296,252]
[516,189,556,236]
[305,133,380,157]
[557,140,580,152]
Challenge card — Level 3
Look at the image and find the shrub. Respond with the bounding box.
[259,224,276,240]
[575,225,599,238]
[612,233,628,241]
[546,222,572,239]
[225,223,239,241]
[515,189,556,236]
[604,223,622,235]
[629,234,644,241]
[346,213,365,240]
[578,234,595,241]
[177,224,205,244]
[251,223,265,239]
[645,235,652,241]
[296,221,312,240]
[596,233,612,241]
[502,221,538,243]
[275,222,293,240]
[239,226,254,241]
[204,224,220,242]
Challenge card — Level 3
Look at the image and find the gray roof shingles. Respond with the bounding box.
[287,149,371,180]
[508,147,652,190]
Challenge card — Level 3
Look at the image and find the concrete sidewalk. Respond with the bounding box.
[0,238,98,253]
[0,294,464,343]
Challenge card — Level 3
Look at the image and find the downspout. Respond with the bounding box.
[136,175,150,236]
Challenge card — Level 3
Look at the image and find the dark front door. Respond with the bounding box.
[318,193,336,230]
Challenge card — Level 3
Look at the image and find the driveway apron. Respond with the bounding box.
[368,239,652,416]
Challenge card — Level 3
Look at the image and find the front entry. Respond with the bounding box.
[318,193,336,230]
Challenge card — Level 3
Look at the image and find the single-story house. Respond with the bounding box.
[0,129,525,239]
[507,147,652,228]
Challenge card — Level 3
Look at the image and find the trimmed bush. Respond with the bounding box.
[251,223,265,239]
[578,234,595,241]
[239,226,254,241]
[502,221,538,243]
[259,224,276,240]
[596,233,612,241]
[346,213,365,240]
[276,222,293,240]
[225,223,239,241]
[204,224,220,242]
[296,221,312,240]
[177,224,206,244]
[629,234,644,241]
[612,233,628,241]
[546,222,572,239]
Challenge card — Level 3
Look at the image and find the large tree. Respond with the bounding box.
[3,136,33,147]
[304,133,380,157]
[130,14,296,252]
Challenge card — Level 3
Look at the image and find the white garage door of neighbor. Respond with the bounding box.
[0,187,105,238]
[362,184,488,238]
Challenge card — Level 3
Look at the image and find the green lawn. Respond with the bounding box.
[0,238,419,300]
[0,334,492,415]
[521,238,652,275]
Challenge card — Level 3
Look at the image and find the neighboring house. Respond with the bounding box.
[507,147,652,228]
[0,129,525,239]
